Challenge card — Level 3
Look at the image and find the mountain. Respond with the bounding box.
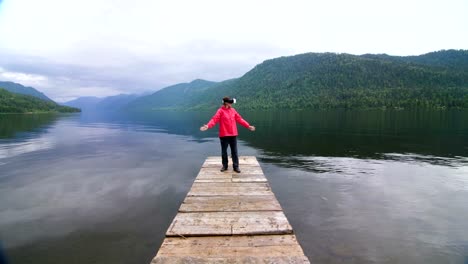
[127,50,468,111]
[0,88,80,113]
[62,96,102,112]
[362,49,468,71]
[63,94,140,112]
[125,79,218,111]
[95,94,140,112]
[0,81,53,101]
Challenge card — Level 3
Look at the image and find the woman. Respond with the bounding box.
[200,97,255,173]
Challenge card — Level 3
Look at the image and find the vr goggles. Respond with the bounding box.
[222,98,236,104]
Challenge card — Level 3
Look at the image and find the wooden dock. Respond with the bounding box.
[151,156,310,263]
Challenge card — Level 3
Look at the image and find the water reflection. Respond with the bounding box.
[0,110,467,264]
[0,114,62,165]
[0,116,221,264]
[242,110,468,161]
[259,155,382,174]
[115,109,468,166]
[0,136,55,160]
[0,114,59,139]
[383,153,468,167]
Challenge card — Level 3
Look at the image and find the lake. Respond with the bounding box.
[0,109,467,264]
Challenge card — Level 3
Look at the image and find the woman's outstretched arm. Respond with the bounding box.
[200,109,221,131]
[235,111,255,131]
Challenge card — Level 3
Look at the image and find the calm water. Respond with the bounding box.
[0,110,467,264]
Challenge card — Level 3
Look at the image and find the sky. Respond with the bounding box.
[0,0,466,102]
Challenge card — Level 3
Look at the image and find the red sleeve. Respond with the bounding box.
[206,109,221,128]
[235,111,250,129]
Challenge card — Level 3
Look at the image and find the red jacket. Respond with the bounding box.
[206,107,250,137]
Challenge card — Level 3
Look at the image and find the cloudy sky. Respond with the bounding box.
[0,0,466,102]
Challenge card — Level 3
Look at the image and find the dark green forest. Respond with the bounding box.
[0,81,53,101]
[126,79,218,111]
[127,50,468,111]
[0,88,80,113]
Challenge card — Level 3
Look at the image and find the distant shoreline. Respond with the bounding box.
[0,111,81,115]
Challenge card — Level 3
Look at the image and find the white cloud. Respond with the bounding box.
[0,0,467,101]
[0,67,49,86]
[0,64,124,102]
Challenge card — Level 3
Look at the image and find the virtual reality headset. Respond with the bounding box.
[222,97,236,104]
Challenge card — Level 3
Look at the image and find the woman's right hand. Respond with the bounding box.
[200,125,208,131]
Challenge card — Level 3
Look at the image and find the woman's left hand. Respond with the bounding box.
[248,126,256,131]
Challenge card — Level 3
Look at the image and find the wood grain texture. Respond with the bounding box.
[204,156,259,165]
[155,235,309,260]
[179,195,282,212]
[188,181,272,196]
[152,256,310,264]
[150,156,309,263]
[166,211,293,236]
[191,182,270,188]
[195,172,267,183]
[187,188,273,196]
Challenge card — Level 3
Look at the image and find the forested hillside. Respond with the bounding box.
[126,50,468,111]
[0,88,80,113]
[362,49,468,71]
[125,79,218,111]
[0,81,53,101]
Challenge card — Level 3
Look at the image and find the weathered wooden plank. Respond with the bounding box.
[232,174,267,182]
[188,188,273,196]
[194,178,232,183]
[195,173,232,180]
[152,256,311,264]
[206,155,257,159]
[156,245,304,257]
[235,168,264,174]
[197,170,261,177]
[197,167,262,176]
[150,156,310,263]
[191,182,269,188]
[232,173,265,178]
[195,174,267,183]
[196,173,266,179]
[155,235,307,257]
[201,160,246,167]
[206,156,258,162]
[194,178,267,183]
[190,170,272,196]
[204,156,260,166]
[197,169,232,176]
[231,178,267,182]
[166,211,293,236]
[179,195,282,212]
[201,163,225,168]
[159,234,301,247]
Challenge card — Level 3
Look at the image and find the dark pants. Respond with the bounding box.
[220,136,239,169]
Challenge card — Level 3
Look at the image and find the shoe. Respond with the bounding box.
[220,167,228,172]
[233,168,241,173]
